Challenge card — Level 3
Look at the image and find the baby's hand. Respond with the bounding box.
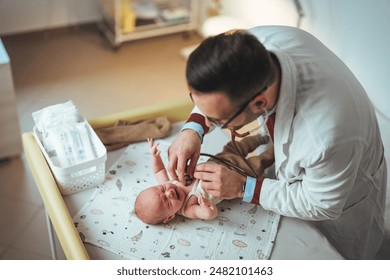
[198,194,215,211]
[147,138,161,156]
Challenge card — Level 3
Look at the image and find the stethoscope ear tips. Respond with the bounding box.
[255,101,263,107]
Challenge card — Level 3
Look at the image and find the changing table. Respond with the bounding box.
[22,99,343,260]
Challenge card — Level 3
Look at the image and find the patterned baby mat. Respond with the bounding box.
[73,123,281,260]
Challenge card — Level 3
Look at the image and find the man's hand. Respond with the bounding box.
[194,163,246,200]
[168,129,201,184]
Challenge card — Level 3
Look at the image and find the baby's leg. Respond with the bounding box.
[217,134,270,158]
[208,135,271,177]
[247,145,275,177]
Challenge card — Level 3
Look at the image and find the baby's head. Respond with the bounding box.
[134,182,186,225]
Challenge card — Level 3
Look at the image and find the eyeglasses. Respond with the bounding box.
[189,86,268,129]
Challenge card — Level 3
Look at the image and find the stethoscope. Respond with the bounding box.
[184,126,261,185]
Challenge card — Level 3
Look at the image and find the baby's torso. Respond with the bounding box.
[188,179,222,204]
[172,179,222,217]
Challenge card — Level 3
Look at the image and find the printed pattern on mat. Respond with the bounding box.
[73,135,280,260]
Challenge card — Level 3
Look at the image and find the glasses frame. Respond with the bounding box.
[189,86,268,129]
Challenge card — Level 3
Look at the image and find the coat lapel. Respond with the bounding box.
[270,50,297,175]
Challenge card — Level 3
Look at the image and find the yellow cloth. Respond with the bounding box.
[95,116,172,151]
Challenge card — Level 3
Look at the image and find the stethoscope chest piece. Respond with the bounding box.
[184,174,193,186]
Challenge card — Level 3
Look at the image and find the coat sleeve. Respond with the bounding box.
[259,140,364,221]
[180,106,210,140]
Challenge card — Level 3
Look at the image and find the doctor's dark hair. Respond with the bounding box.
[186,30,275,102]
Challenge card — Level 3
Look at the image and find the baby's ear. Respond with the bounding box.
[163,214,175,224]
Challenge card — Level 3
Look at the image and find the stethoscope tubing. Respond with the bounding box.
[199,152,256,178]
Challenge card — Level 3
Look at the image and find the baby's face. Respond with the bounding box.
[139,182,186,223]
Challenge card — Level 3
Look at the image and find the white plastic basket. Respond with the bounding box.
[33,121,107,195]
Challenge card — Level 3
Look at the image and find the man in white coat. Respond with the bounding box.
[167,26,387,259]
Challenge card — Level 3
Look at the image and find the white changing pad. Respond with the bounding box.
[73,124,281,260]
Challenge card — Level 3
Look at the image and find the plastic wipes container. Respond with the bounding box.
[33,120,107,195]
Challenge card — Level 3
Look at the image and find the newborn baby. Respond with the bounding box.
[135,135,273,225]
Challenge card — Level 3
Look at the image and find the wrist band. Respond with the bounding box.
[181,122,204,141]
[242,176,256,202]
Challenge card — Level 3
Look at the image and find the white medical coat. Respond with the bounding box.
[248,26,387,259]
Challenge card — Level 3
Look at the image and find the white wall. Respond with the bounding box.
[300,0,390,116]
[217,0,390,114]
[219,0,298,27]
[0,0,100,35]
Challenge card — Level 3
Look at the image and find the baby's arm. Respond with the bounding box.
[184,195,218,220]
[147,138,169,184]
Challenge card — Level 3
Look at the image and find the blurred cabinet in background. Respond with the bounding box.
[98,0,199,47]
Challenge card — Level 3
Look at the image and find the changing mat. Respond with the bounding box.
[73,124,281,260]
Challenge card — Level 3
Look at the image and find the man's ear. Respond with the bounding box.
[163,214,175,224]
[251,95,267,112]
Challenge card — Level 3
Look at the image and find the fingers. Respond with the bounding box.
[194,163,220,180]
[150,144,160,156]
[196,164,246,200]
[195,163,219,172]
[148,138,160,154]
[193,171,216,183]
[176,156,187,184]
[186,153,200,178]
[200,181,221,197]
[168,150,200,185]
[168,154,199,185]
[195,164,222,197]
[167,154,179,181]
[167,130,201,184]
